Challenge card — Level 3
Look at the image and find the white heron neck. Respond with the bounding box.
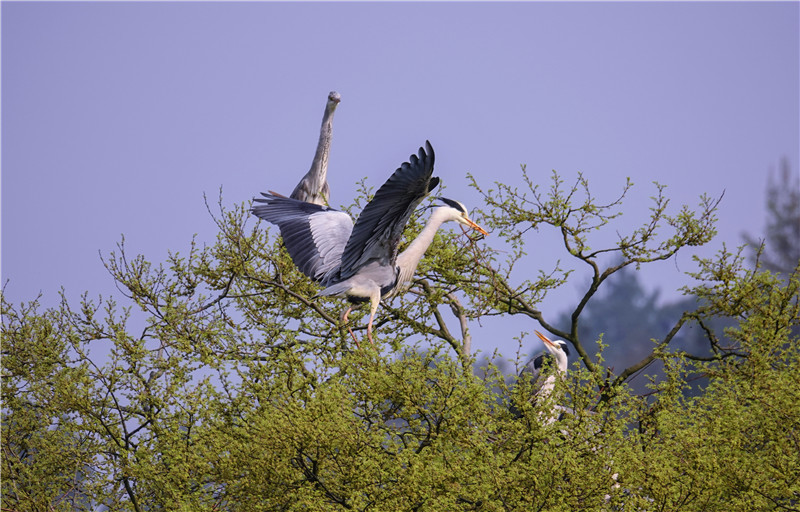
[405,207,451,255]
[554,352,568,374]
[393,207,452,292]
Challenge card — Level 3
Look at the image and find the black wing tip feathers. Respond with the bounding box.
[398,141,434,180]
[405,141,433,171]
[252,191,279,202]
[424,140,434,160]
[419,140,434,168]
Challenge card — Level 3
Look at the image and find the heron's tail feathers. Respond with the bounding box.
[314,281,356,299]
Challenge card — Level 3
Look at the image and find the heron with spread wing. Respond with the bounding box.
[251,141,487,345]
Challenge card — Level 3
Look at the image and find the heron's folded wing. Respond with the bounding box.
[338,141,439,281]
[251,194,352,281]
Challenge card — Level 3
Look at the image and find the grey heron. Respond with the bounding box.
[289,91,341,206]
[510,330,570,419]
[251,141,487,345]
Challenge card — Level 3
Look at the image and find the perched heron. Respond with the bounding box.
[390,196,487,296]
[251,141,487,345]
[510,330,570,419]
[289,91,341,206]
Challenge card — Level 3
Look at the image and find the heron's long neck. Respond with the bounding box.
[312,108,335,176]
[553,352,568,374]
[395,208,451,287]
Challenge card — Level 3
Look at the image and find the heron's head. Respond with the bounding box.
[328,91,342,107]
[435,197,489,236]
[535,330,570,358]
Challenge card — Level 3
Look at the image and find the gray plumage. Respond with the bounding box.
[250,198,352,281]
[290,91,341,206]
[252,141,439,343]
[511,330,570,419]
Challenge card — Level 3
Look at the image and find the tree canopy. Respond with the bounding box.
[3,166,799,511]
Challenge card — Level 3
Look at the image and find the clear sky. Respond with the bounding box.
[2,2,798,360]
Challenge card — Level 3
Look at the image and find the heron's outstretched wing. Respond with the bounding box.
[290,91,341,206]
[251,193,352,281]
[336,141,439,281]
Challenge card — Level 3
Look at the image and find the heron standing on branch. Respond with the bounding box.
[251,141,487,345]
[289,91,341,206]
[511,330,570,420]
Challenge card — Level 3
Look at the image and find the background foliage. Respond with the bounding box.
[3,166,799,511]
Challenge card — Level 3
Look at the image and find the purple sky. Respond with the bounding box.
[2,2,798,360]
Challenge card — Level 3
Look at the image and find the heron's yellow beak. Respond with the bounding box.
[535,330,554,347]
[465,218,489,236]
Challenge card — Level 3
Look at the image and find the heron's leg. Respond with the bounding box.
[340,305,354,323]
[340,305,360,348]
[350,330,361,349]
[365,290,381,345]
